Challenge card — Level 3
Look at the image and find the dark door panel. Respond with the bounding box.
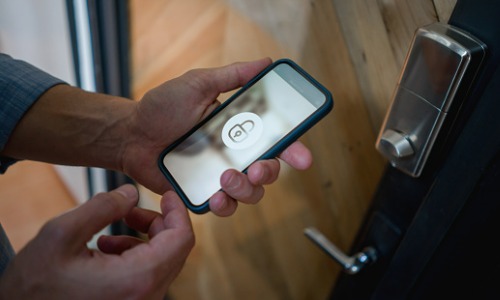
[330,0,500,298]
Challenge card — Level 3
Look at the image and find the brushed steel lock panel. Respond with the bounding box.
[376,23,486,177]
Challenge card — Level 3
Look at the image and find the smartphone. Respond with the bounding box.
[158,59,333,213]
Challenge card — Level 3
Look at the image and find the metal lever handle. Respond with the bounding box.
[304,227,377,274]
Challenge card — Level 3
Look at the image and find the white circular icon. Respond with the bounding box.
[221,112,263,150]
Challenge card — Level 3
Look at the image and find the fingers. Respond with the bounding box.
[246,159,281,185]
[209,191,238,217]
[104,190,193,247]
[211,168,268,217]
[102,191,191,240]
[97,206,165,254]
[220,169,265,204]
[200,98,222,119]
[210,58,272,93]
[160,191,193,234]
[42,184,139,252]
[130,191,194,273]
[210,141,312,217]
[124,206,164,237]
[98,191,193,262]
[186,58,272,100]
[278,141,313,170]
[97,235,144,255]
[119,191,192,238]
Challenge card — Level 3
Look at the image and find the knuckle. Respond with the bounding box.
[93,192,122,212]
[235,181,259,202]
[39,218,67,242]
[184,69,206,86]
[259,159,279,183]
[247,187,264,205]
[184,69,217,97]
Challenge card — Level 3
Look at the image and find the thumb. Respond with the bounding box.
[46,184,139,252]
[212,58,272,93]
[187,58,272,98]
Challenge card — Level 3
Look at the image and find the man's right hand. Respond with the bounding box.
[0,184,194,300]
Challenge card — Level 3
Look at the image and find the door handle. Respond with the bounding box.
[304,227,377,274]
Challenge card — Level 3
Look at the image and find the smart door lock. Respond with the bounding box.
[376,23,486,177]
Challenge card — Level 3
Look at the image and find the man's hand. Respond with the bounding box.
[0,184,194,299]
[2,58,312,217]
[121,58,313,216]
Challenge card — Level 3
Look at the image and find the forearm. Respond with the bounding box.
[1,84,136,171]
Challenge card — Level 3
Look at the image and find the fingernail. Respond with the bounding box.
[114,184,138,200]
[225,172,241,190]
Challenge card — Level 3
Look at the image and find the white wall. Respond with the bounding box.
[0,0,89,204]
[0,0,75,84]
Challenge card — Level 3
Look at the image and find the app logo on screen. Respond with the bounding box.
[222,112,263,150]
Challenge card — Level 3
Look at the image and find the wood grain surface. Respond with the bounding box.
[0,0,457,299]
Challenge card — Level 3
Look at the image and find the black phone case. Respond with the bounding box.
[158,58,334,214]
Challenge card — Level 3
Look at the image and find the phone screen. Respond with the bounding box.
[161,62,330,207]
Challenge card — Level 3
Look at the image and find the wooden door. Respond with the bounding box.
[129,0,456,298]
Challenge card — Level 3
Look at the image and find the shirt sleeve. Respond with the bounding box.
[0,53,66,173]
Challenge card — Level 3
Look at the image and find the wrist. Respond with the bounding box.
[2,84,137,170]
[88,95,137,172]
